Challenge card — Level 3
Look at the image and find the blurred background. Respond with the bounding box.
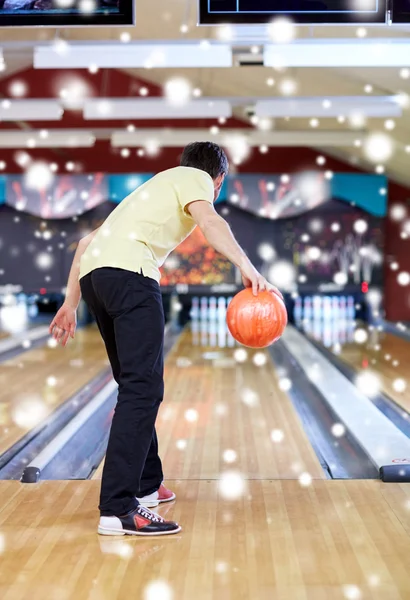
[1,2,410,599]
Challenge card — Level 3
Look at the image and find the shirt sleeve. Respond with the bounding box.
[177,169,215,216]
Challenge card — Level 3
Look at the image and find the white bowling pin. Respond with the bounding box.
[218,297,227,321]
[209,297,217,321]
[294,296,303,324]
[200,297,208,321]
[218,319,227,348]
[313,296,322,320]
[304,296,312,320]
[332,296,339,320]
[347,296,355,321]
[323,296,332,320]
[190,296,199,319]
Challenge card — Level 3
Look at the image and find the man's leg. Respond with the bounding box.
[80,272,121,383]
[137,428,164,497]
[90,268,165,517]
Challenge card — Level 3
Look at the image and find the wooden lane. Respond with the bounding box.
[327,326,410,412]
[0,479,409,599]
[0,326,108,457]
[94,326,325,481]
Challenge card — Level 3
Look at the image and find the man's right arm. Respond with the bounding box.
[187,200,282,297]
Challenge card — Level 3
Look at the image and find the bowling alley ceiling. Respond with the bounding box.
[0,0,410,186]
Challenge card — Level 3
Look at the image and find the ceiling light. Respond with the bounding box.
[85,98,232,120]
[264,39,410,67]
[0,100,63,121]
[111,129,363,148]
[35,43,232,69]
[0,129,94,148]
[255,96,400,118]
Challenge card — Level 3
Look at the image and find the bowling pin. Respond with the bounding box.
[323,296,332,321]
[218,319,227,348]
[332,296,339,320]
[209,297,217,321]
[218,297,227,321]
[304,296,312,320]
[190,296,199,320]
[347,296,355,322]
[313,296,322,320]
[339,296,347,320]
[200,297,208,321]
[294,296,303,324]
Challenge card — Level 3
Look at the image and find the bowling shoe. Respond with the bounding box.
[136,483,176,508]
[98,504,181,536]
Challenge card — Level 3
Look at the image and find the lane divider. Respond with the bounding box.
[281,326,410,482]
[21,379,118,483]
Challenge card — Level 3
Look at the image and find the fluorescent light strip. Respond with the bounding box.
[111,129,362,148]
[34,43,232,69]
[0,99,63,121]
[264,39,410,68]
[255,96,402,118]
[84,98,232,120]
[0,130,95,149]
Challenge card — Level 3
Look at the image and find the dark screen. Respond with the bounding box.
[200,0,386,23]
[0,0,134,26]
[392,0,410,22]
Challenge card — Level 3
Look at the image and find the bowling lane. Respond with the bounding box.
[94,324,326,481]
[0,325,109,458]
[302,319,410,413]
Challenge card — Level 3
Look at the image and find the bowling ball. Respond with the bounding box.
[226,288,288,348]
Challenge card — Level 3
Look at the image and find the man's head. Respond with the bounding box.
[180,142,229,201]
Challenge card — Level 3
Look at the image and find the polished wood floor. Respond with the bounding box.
[1,324,410,598]
[0,479,410,599]
[94,327,325,481]
[0,326,108,456]
[329,326,410,412]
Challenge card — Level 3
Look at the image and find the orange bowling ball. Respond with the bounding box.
[226,288,288,348]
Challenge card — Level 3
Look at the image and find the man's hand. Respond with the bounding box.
[49,303,77,347]
[240,260,283,299]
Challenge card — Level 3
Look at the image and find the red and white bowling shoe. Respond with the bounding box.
[137,483,176,508]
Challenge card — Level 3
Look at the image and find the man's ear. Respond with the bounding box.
[215,173,225,187]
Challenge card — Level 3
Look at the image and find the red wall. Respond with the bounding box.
[384,183,410,322]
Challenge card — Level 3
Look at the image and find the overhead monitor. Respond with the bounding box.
[199,0,387,24]
[392,0,410,22]
[0,0,134,27]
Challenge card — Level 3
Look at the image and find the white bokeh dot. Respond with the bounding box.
[218,471,246,500]
[184,409,198,423]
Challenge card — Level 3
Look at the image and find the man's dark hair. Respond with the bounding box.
[180,142,229,180]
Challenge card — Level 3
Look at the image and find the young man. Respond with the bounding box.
[50,142,281,537]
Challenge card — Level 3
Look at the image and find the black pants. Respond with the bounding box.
[80,267,164,517]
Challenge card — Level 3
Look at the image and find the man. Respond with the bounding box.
[50,142,281,537]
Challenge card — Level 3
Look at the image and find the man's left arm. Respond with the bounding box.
[49,227,100,346]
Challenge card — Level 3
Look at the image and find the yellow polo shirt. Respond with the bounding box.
[79,166,215,283]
